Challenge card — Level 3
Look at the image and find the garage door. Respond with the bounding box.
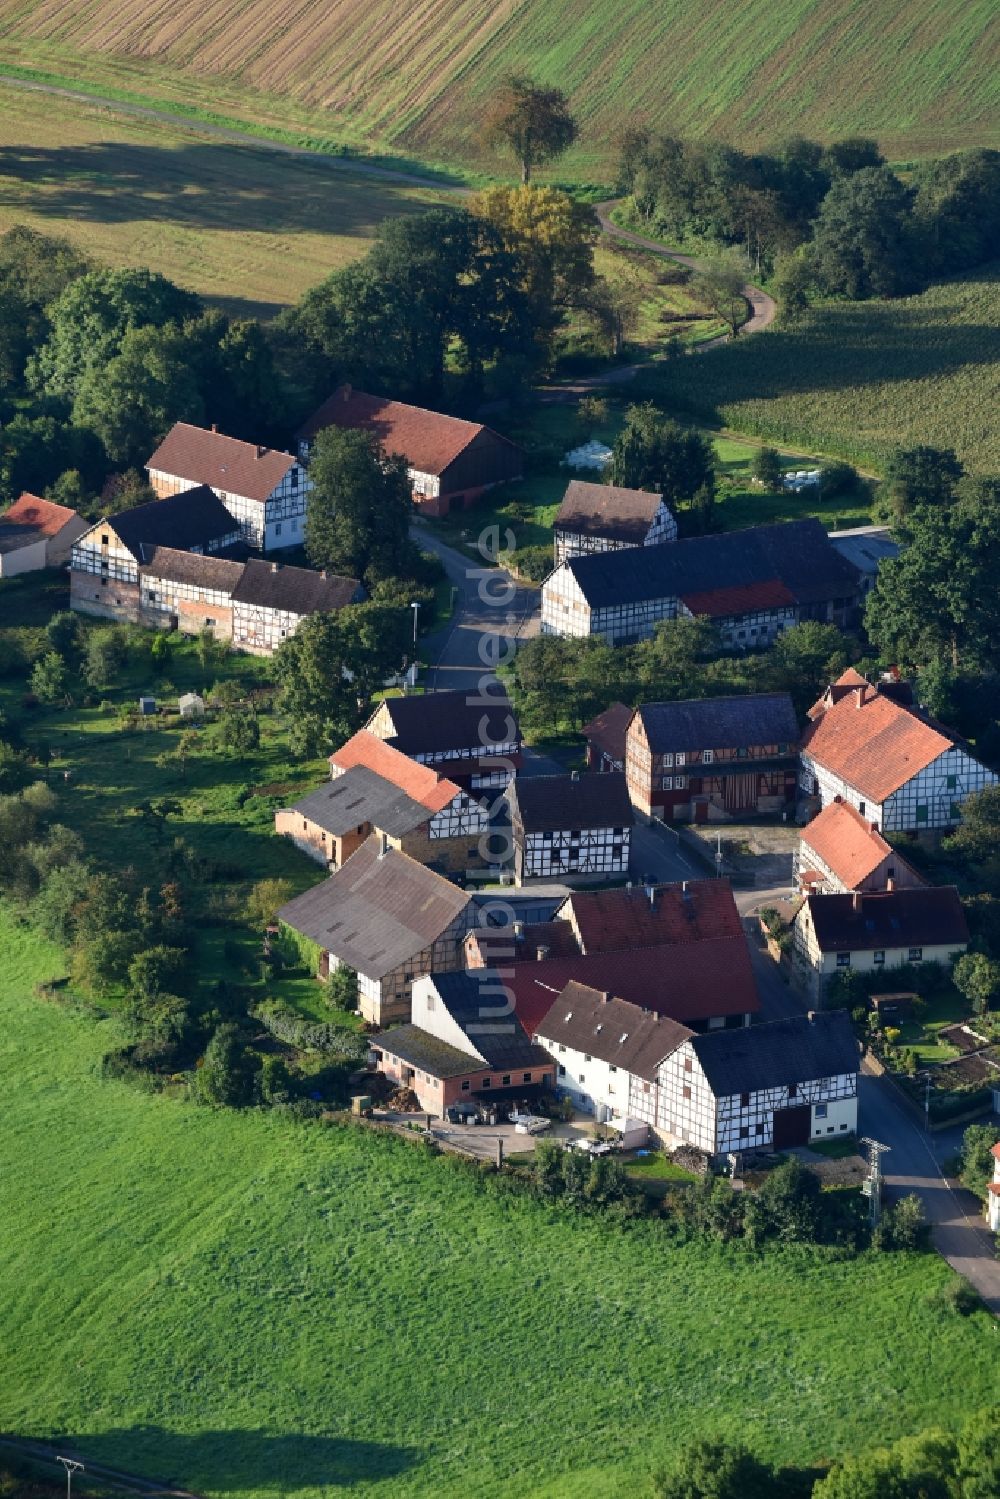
[772,1104,811,1148]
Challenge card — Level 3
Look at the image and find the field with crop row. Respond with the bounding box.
[634,266,1000,474]
[0,0,997,176]
[0,88,446,318]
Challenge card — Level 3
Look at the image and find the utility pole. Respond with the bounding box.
[56,1458,84,1499]
[860,1137,890,1230]
[923,1072,931,1132]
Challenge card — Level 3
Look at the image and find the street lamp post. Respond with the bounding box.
[56,1458,84,1499]
[410,600,420,645]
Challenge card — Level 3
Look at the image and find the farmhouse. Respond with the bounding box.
[626,693,799,823]
[552,479,677,565]
[0,494,88,577]
[582,701,633,772]
[147,422,310,551]
[362,688,522,790]
[277,837,474,1026]
[541,519,861,645]
[463,917,578,969]
[828,526,900,596]
[791,886,969,1004]
[230,559,363,653]
[276,729,488,873]
[506,771,633,884]
[536,982,858,1153]
[296,386,523,518]
[795,797,925,895]
[69,487,240,622]
[373,971,554,1115]
[800,669,997,833]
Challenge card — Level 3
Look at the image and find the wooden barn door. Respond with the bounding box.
[724,772,758,814]
[772,1104,811,1148]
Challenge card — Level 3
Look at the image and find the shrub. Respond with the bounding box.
[324,965,359,1012]
[510,544,554,582]
[942,1277,981,1317]
[873,1193,926,1251]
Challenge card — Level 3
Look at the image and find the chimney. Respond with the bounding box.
[256,445,266,459]
[886,876,895,892]
[854,686,865,709]
[513,920,525,941]
[210,422,217,433]
[852,890,862,912]
[645,884,655,908]
[271,561,279,573]
[571,769,580,782]
[807,1010,817,1024]
[601,990,611,1004]
[342,383,352,402]
[320,569,328,580]
[682,880,689,896]
[536,944,550,962]
[377,831,389,859]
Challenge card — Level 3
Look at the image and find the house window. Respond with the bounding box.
[558,1065,566,1077]
[675,753,686,766]
[740,1127,749,1139]
[737,747,748,760]
[461,1080,470,1091]
[523,1073,531,1084]
[663,752,674,768]
[661,776,673,791]
[578,1075,586,1084]
[584,1054,592,1063]
[675,775,688,790]
[815,1104,828,1119]
[916,804,928,823]
[873,950,885,965]
[643,1082,651,1094]
[684,1057,692,1073]
[908,947,923,962]
[100,533,109,545]
[702,750,714,765]
[740,1092,750,1107]
[683,1085,691,1100]
[426,993,435,1011]
[946,774,957,790]
[481,1077,491,1089]
[557,1044,565,1054]
[275,523,282,537]
[788,1083,797,1099]
[609,1065,617,1074]
[836,952,851,968]
[502,1075,511,1086]
[858,801,866,817]
[290,469,299,489]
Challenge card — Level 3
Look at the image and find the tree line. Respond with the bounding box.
[617,131,1000,303]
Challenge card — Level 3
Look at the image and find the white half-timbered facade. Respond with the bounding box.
[362,690,523,792]
[507,771,634,885]
[552,480,677,566]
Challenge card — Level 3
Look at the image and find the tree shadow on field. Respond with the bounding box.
[58,1427,419,1491]
[0,140,438,239]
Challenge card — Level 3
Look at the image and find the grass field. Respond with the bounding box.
[0,0,997,176]
[632,266,1000,475]
[0,87,447,318]
[2,908,998,1499]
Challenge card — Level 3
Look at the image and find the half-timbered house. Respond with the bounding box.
[582,701,634,772]
[540,518,862,645]
[362,688,522,791]
[147,422,310,552]
[230,559,363,653]
[69,487,241,623]
[506,771,633,883]
[277,838,474,1026]
[626,693,799,822]
[795,797,926,895]
[373,970,554,1115]
[792,885,969,1004]
[552,480,677,565]
[800,669,998,834]
[296,386,523,518]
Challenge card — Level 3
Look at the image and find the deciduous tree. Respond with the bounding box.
[482,76,577,183]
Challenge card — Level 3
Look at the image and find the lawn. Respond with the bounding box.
[1,907,998,1499]
[0,86,448,319]
[631,266,1000,475]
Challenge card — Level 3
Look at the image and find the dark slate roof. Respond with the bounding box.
[562,519,859,611]
[554,480,664,543]
[373,689,521,756]
[376,1023,488,1079]
[140,546,245,593]
[535,981,692,1081]
[233,558,362,613]
[427,970,554,1071]
[290,766,431,839]
[276,839,470,979]
[109,486,239,560]
[803,886,969,953]
[507,772,634,834]
[690,1010,859,1098]
[636,694,799,753]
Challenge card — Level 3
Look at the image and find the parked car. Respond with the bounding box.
[570,1138,615,1156]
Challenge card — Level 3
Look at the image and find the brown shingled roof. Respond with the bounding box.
[3,493,80,536]
[582,702,634,763]
[536,981,692,1081]
[330,729,461,815]
[554,480,664,543]
[800,798,923,890]
[558,879,745,953]
[148,422,297,503]
[802,672,960,801]
[141,546,245,592]
[232,559,362,614]
[297,386,517,476]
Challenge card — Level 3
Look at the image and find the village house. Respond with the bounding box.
[69,487,241,623]
[540,518,861,646]
[582,701,634,772]
[828,526,901,597]
[277,837,474,1026]
[147,422,310,551]
[230,559,363,653]
[463,916,578,970]
[626,693,799,823]
[795,796,926,895]
[536,982,859,1153]
[493,880,761,1037]
[275,729,488,873]
[800,669,997,834]
[987,1142,1000,1233]
[0,494,88,578]
[362,688,522,791]
[296,386,523,518]
[791,885,969,1005]
[373,970,554,1115]
[552,479,677,565]
[505,771,634,884]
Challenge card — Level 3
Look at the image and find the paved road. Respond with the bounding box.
[413,523,539,693]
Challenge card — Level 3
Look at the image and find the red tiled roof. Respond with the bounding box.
[559,879,744,953]
[807,666,868,719]
[681,577,796,618]
[147,422,296,503]
[582,702,634,762]
[298,386,517,476]
[991,1142,1000,1162]
[505,936,760,1036]
[800,798,896,889]
[330,730,459,814]
[802,676,958,802]
[465,920,578,965]
[3,492,80,536]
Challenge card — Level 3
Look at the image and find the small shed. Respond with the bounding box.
[138,694,156,716]
[870,992,918,1021]
[178,692,205,720]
